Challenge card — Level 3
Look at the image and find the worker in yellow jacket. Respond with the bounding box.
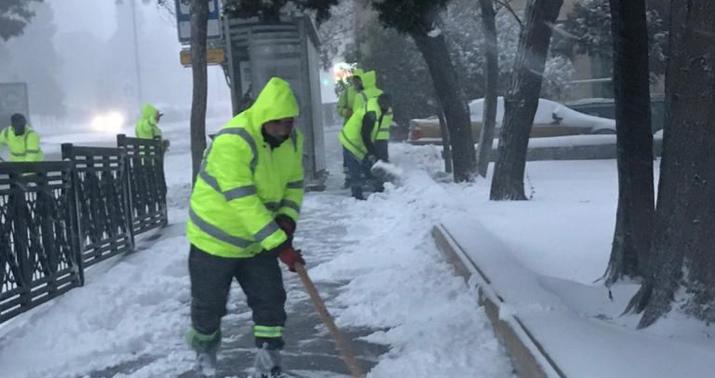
[0,113,43,162]
[339,92,393,200]
[373,94,393,163]
[336,68,364,124]
[337,68,364,188]
[135,104,163,140]
[185,77,305,377]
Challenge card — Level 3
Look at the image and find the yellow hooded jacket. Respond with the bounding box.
[187,77,305,258]
[352,70,383,114]
[0,126,43,162]
[135,104,162,139]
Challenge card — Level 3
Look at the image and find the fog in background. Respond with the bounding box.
[0,0,232,133]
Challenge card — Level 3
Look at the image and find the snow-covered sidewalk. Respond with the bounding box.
[429,155,715,378]
[0,126,513,378]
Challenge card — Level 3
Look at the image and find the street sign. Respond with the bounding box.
[175,0,222,44]
[180,48,225,66]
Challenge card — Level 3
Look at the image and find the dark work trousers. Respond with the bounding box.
[189,245,287,350]
[344,151,365,199]
[342,148,352,184]
[375,140,389,162]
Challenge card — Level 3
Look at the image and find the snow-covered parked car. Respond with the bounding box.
[407,97,617,145]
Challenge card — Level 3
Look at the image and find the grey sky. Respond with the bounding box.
[47,0,232,119]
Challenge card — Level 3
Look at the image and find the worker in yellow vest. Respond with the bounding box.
[339,92,389,200]
[373,94,393,163]
[185,78,305,377]
[0,113,43,162]
[337,68,364,188]
[135,104,163,140]
[366,94,393,193]
[336,68,364,123]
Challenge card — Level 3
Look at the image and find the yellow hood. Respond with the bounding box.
[246,77,299,132]
[362,70,383,98]
[141,103,158,122]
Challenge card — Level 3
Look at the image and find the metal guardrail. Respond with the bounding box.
[0,135,168,323]
[117,135,168,235]
[62,144,134,267]
[0,162,83,323]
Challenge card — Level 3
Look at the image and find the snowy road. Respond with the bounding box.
[0,122,513,378]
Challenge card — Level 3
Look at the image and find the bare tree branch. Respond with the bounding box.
[495,0,523,29]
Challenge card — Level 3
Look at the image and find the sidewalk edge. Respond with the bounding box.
[432,224,566,378]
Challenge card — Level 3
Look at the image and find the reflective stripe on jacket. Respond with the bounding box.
[376,107,393,141]
[187,77,305,258]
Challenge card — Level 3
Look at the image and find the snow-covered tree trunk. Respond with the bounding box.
[190,0,208,183]
[476,0,498,177]
[490,0,562,200]
[628,0,715,328]
[602,0,655,285]
[411,22,476,182]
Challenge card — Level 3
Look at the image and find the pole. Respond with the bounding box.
[130,0,144,108]
[294,263,365,378]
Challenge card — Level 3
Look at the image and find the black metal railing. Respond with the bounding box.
[117,135,168,235]
[0,135,169,324]
[62,143,134,267]
[0,162,83,323]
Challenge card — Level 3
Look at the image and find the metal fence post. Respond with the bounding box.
[117,134,137,247]
[9,171,31,309]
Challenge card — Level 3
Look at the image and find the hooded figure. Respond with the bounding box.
[135,104,163,139]
[185,77,306,377]
[351,70,383,114]
[0,113,43,162]
[336,68,364,123]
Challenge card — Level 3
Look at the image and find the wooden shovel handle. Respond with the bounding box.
[294,263,365,378]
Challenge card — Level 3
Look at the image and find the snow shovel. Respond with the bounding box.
[294,263,365,378]
[370,160,402,186]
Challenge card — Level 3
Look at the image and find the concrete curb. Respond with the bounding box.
[432,224,566,378]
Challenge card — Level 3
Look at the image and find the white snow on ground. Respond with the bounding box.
[0,123,514,378]
[0,233,196,377]
[308,149,512,377]
[6,113,710,378]
[395,143,715,377]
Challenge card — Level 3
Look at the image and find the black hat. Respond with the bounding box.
[11,113,26,128]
